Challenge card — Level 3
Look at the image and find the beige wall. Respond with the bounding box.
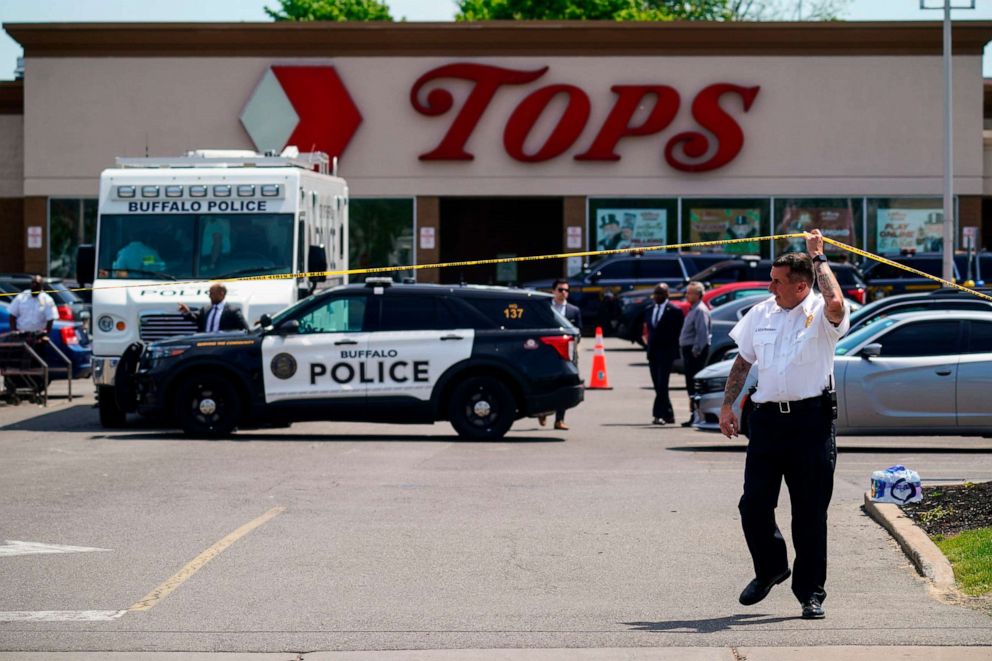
[0,114,23,197]
[22,54,986,198]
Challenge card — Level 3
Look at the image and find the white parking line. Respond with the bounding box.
[0,610,126,622]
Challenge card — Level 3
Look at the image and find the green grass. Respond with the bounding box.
[933,527,992,596]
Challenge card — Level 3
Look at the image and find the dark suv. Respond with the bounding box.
[0,274,91,326]
[523,252,695,332]
[121,280,583,439]
[688,258,867,304]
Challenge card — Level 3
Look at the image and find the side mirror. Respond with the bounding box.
[76,244,95,286]
[308,245,328,284]
[861,343,882,359]
[276,319,300,335]
[258,313,273,329]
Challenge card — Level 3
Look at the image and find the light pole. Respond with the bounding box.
[921,0,976,282]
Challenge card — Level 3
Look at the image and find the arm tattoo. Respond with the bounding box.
[815,260,840,301]
[723,354,753,407]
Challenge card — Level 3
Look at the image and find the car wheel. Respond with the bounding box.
[448,376,516,440]
[175,374,241,438]
[98,385,127,428]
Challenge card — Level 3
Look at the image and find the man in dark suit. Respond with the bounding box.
[539,278,582,430]
[644,283,684,425]
[177,283,249,333]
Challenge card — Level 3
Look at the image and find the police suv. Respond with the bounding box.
[118,279,584,439]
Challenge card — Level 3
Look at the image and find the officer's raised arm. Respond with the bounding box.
[805,229,845,326]
[719,354,752,438]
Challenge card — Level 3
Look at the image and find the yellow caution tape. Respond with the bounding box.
[1,232,989,303]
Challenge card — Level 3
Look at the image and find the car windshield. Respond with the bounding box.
[97,213,295,280]
[835,318,896,355]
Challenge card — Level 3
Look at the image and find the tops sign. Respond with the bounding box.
[410,63,760,172]
[243,63,759,172]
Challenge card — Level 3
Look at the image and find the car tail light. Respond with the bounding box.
[539,334,573,360]
[56,304,74,321]
[846,288,867,305]
[59,326,79,345]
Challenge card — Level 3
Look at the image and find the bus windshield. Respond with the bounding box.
[97,213,295,280]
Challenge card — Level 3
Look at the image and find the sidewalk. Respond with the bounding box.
[1,647,990,660]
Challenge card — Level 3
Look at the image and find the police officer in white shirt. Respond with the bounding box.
[720,230,849,621]
[8,275,58,334]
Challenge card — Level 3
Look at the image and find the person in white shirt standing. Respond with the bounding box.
[177,283,248,334]
[8,275,57,334]
[539,278,582,431]
[720,230,849,621]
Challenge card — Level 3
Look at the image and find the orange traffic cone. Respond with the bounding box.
[587,326,613,390]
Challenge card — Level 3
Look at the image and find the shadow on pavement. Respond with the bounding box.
[0,404,101,432]
[624,613,796,632]
[98,431,565,444]
[670,444,992,454]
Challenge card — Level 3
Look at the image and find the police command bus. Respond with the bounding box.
[116,280,584,440]
[79,148,348,428]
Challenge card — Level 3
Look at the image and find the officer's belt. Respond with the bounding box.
[752,395,823,414]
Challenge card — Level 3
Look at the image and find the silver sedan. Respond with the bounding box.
[692,309,992,436]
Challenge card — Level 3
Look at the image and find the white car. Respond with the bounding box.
[692,309,992,436]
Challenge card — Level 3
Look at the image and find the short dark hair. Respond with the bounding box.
[552,278,569,289]
[772,252,814,285]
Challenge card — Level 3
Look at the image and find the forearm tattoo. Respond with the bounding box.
[815,260,841,302]
[723,354,753,407]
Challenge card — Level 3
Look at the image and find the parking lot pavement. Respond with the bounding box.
[0,337,990,654]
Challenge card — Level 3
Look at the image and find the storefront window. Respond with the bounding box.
[682,198,771,257]
[867,197,950,255]
[587,198,678,253]
[49,198,97,279]
[773,198,862,258]
[349,198,414,281]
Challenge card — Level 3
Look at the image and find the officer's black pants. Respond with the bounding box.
[739,403,836,604]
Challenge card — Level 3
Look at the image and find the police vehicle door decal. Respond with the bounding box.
[261,296,369,403]
[363,329,474,400]
[364,294,473,400]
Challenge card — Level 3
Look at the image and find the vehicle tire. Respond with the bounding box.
[448,376,516,440]
[98,385,127,428]
[175,374,242,438]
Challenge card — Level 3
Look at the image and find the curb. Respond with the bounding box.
[863,492,955,589]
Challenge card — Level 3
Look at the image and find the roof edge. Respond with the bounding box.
[5,21,992,57]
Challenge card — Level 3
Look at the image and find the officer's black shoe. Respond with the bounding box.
[738,569,791,606]
[801,598,825,619]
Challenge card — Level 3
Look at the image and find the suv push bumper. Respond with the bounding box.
[92,356,119,386]
[525,383,584,417]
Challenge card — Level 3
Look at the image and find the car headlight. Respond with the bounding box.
[146,345,191,364]
[97,315,114,332]
[702,377,727,394]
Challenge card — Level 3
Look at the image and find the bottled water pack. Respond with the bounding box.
[870,465,923,504]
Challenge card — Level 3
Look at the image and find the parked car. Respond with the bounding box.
[687,258,867,304]
[846,287,992,335]
[862,253,960,301]
[0,301,93,380]
[522,252,695,333]
[0,274,91,328]
[692,309,992,436]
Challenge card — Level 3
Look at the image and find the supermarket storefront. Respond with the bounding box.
[2,20,992,283]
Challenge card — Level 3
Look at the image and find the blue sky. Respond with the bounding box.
[2,1,992,80]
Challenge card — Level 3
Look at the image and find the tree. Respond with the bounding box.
[453,0,849,21]
[265,0,393,22]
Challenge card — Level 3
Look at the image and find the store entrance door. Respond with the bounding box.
[439,197,563,286]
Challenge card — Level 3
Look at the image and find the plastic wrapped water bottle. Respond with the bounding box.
[869,465,923,504]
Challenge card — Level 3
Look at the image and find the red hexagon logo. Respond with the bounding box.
[240,66,363,160]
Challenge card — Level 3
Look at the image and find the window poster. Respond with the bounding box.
[776,206,855,255]
[595,209,667,251]
[876,209,944,254]
[688,208,761,254]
